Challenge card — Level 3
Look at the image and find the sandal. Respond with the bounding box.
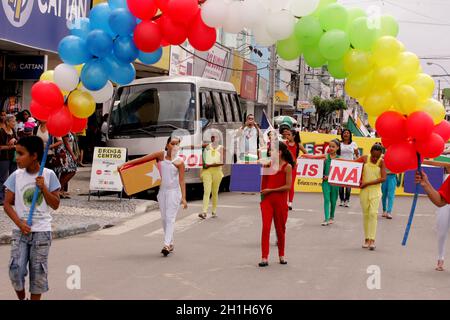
[362,239,370,249]
[198,213,207,219]
[321,220,329,226]
[279,258,287,265]
[386,214,393,220]
[382,212,387,218]
[161,246,170,257]
[258,261,269,267]
[329,219,334,225]
[369,243,376,251]
[169,245,174,252]
[436,260,444,271]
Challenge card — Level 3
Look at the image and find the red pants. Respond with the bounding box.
[260,193,288,259]
[289,164,297,203]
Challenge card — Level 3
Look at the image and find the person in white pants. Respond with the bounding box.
[119,136,187,257]
[436,204,450,271]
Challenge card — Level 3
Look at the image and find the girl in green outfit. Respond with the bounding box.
[302,139,341,226]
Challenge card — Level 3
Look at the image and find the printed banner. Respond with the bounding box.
[90,147,127,192]
[178,149,203,169]
[230,164,261,193]
[328,160,363,188]
[119,159,161,196]
[404,166,444,195]
[296,158,323,179]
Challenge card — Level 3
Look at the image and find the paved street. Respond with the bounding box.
[1,189,449,300]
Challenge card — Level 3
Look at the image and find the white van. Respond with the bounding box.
[106,76,244,186]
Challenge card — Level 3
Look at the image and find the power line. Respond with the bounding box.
[384,0,447,23]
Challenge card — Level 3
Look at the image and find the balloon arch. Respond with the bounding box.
[30,0,450,175]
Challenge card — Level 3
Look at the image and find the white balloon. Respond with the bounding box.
[289,0,320,16]
[241,0,268,28]
[262,0,291,12]
[201,0,229,28]
[54,64,79,92]
[80,81,114,103]
[266,10,295,40]
[253,23,276,46]
[222,2,245,34]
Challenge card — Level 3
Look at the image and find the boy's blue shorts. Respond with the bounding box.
[9,230,52,295]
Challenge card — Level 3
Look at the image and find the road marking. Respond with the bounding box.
[97,211,161,236]
[144,213,204,237]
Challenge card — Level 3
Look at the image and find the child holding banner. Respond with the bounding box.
[282,129,307,211]
[359,143,386,251]
[302,139,341,226]
[119,136,187,257]
[259,142,294,267]
[3,136,61,300]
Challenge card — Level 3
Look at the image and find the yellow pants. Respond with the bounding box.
[360,189,381,241]
[201,167,223,214]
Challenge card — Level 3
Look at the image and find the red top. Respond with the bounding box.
[286,142,298,165]
[261,163,288,192]
[439,176,450,204]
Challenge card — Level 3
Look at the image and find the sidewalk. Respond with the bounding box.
[0,166,159,245]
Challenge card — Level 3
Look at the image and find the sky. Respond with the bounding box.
[341,0,450,91]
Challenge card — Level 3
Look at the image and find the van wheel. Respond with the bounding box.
[220,176,231,193]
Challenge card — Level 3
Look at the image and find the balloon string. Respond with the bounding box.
[27,135,52,226]
[402,152,422,246]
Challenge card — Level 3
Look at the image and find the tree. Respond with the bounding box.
[312,96,347,129]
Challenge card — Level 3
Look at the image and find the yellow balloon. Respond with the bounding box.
[368,115,377,128]
[420,98,446,125]
[372,36,403,67]
[40,70,54,82]
[362,90,394,117]
[396,52,420,83]
[343,50,373,75]
[372,66,398,90]
[393,84,419,115]
[68,90,95,119]
[74,64,83,75]
[411,73,435,101]
[345,73,373,98]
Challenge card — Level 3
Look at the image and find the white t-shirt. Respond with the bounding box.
[239,126,258,156]
[340,141,358,160]
[5,168,61,232]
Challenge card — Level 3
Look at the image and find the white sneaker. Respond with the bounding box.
[345,201,350,207]
[339,201,344,207]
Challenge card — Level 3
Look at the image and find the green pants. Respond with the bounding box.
[322,181,339,221]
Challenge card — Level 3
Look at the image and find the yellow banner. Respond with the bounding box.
[295,133,411,196]
[230,53,243,94]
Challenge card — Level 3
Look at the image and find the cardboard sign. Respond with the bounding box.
[89,147,127,192]
[296,158,324,179]
[328,160,363,187]
[177,149,203,169]
[119,160,161,196]
[230,164,262,192]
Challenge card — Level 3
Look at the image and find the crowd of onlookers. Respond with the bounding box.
[0,109,106,204]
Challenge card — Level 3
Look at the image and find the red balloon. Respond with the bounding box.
[127,0,158,20]
[167,0,198,23]
[160,38,170,47]
[188,13,216,51]
[415,133,445,159]
[384,142,417,173]
[160,15,187,45]
[406,111,434,142]
[71,116,88,134]
[31,81,64,111]
[434,121,450,142]
[47,106,73,137]
[30,101,51,121]
[155,0,170,12]
[133,20,162,53]
[375,111,407,142]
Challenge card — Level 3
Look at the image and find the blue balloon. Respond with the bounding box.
[70,17,91,39]
[113,36,139,64]
[138,47,163,65]
[89,3,115,37]
[86,30,113,58]
[108,0,127,9]
[105,55,136,85]
[81,59,109,91]
[109,8,137,36]
[58,36,92,65]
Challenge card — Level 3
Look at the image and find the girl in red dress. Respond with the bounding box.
[259,142,295,267]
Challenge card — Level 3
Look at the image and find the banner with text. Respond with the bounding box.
[90,147,126,192]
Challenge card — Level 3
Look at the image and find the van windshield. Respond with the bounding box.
[109,83,196,137]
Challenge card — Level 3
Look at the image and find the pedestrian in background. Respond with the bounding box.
[259,142,293,267]
[339,129,359,207]
[54,133,78,199]
[119,136,187,257]
[4,136,61,300]
[0,115,18,205]
[34,121,63,171]
[381,168,397,219]
[100,114,109,147]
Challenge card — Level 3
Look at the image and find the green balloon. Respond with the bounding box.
[327,59,348,79]
[319,3,348,31]
[303,45,327,68]
[312,0,337,17]
[346,7,367,31]
[378,15,399,37]
[294,16,324,47]
[319,30,350,61]
[277,34,303,61]
[349,17,377,51]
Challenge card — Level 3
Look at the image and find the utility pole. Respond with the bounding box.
[298,56,306,130]
[438,79,442,102]
[268,44,277,122]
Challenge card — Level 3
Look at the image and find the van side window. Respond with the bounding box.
[221,92,233,122]
[229,93,241,122]
[211,91,225,123]
[200,91,215,121]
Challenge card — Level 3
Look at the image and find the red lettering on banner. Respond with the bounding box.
[330,166,347,181]
[187,154,198,167]
[309,165,318,176]
[345,168,358,183]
